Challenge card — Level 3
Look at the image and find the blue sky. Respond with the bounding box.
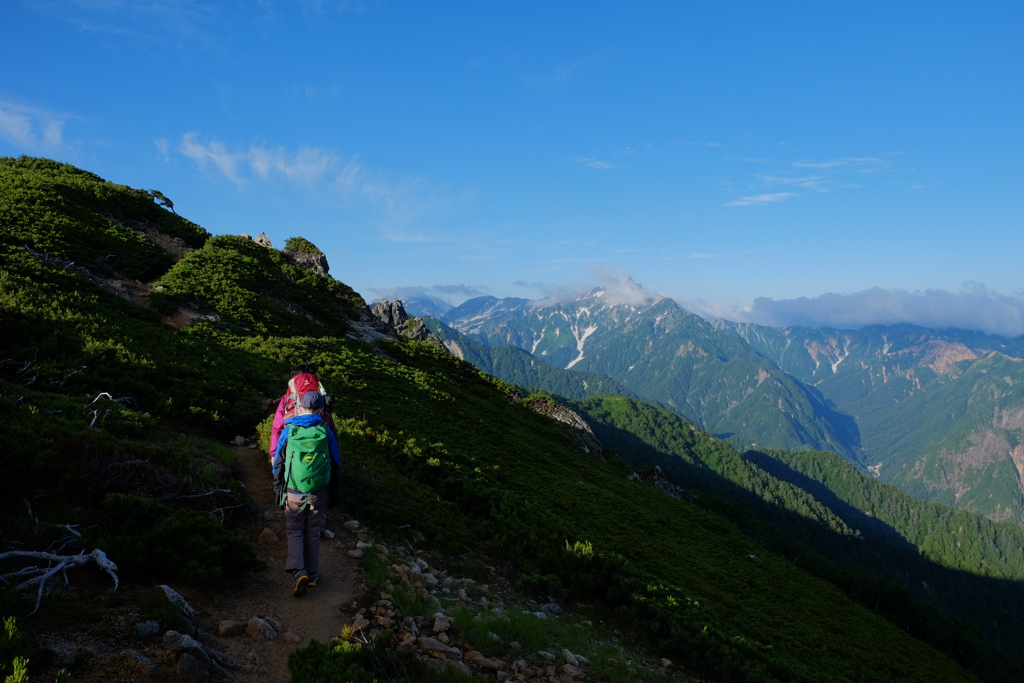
[4,1,1024,333]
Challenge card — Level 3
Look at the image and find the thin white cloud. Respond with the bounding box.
[724,155,896,207]
[521,63,576,88]
[755,173,835,192]
[690,253,715,259]
[249,145,338,184]
[572,156,618,170]
[298,0,378,16]
[178,133,346,188]
[154,137,170,161]
[294,83,342,102]
[720,284,1024,337]
[792,157,888,170]
[0,101,70,154]
[176,132,463,244]
[179,133,244,183]
[726,192,796,207]
[588,266,662,307]
[366,284,489,306]
[54,0,221,50]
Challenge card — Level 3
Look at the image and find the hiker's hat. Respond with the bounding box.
[291,372,319,394]
[300,390,325,410]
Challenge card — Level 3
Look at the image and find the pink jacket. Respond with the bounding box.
[268,373,337,464]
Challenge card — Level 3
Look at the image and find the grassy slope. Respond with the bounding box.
[0,156,988,682]
[572,394,1024,678]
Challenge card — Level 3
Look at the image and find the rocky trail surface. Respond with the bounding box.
[33,443,367,683]
[204,444,365,683]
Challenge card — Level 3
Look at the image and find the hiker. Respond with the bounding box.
[272,390,341,597]
[269,364,337,466]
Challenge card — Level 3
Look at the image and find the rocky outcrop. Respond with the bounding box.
[524,398,603,456]
[281,239,330,277]
[372,299,409,328]
[371,299,445,346]
[628,466,697,503]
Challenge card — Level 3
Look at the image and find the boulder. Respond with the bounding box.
[176,652,210,683]
[159,585,198,619]
[562,663,582,677]
[217,620,247,637]
[246,617,279,641]
[416,636,462,660]
[135,619,161,640]
[464,650,501,670]
[432,613,452,633]
[162,631,208,662]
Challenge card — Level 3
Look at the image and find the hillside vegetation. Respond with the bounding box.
[571,395,1024,664]
[724,322,1024,522]
[0,156,1013,682]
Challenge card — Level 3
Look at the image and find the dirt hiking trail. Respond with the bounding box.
[199,444,365,683]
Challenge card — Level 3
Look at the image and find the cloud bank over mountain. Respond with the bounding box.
[724,285,1024,337]
[390,271,1024,338]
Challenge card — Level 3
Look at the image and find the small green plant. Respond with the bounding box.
[1,617,69,683]
[288,630,467,683]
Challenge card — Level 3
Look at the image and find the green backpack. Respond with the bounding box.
[281,423,331,504]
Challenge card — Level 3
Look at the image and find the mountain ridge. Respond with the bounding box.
[414,290,1024,522]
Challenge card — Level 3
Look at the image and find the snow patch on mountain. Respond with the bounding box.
[566,324,599,370]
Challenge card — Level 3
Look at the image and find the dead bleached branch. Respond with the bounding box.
[0,548,119,615]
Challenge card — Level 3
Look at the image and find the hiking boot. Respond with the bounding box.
[293,569,309,597]
[307,573,319,588]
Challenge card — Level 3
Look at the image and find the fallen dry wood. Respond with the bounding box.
[0,548,120,615]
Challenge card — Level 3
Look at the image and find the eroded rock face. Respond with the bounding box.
[372,299,409,329]
[524,399,603,456]
[372,299,445,346]
[628,466,697,504]
[282,243,330,277]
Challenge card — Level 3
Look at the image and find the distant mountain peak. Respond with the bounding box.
[560,277,662,309]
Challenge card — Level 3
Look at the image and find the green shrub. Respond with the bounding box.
[92,493,261,586]
[284,236,322,254]
[288,630,469,683]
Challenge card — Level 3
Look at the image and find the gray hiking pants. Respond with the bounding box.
[284,490,325,575]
